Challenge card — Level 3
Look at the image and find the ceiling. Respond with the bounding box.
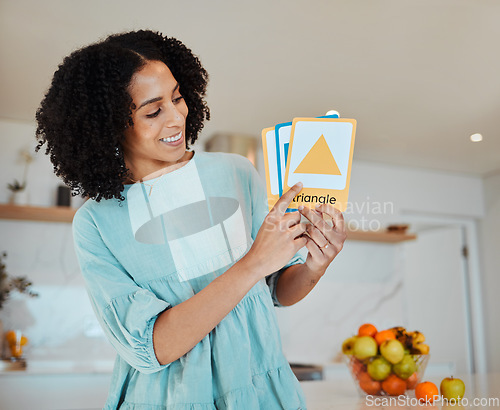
[1,0,499,176]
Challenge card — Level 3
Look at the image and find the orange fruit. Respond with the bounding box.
[415,381,439,403]
[358,323,378,338]
[406,372,419,389]
[375,329,396,345]
[351,358,366,377]
[381,374,407,396]
[358,371,382,395]
[9,345,23,358]
[5,330,17,344]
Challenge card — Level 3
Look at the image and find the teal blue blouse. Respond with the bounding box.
[73,152,306,409]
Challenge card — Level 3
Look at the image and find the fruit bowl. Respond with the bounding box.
[344,353,430,397]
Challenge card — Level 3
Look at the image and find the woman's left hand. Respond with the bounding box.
[298,204,347,275]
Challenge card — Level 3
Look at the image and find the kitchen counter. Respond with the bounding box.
[302,372,500,409]
[1,362,499,410]
[0,359,115,375]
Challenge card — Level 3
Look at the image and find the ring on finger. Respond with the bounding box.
[320,243,330,250]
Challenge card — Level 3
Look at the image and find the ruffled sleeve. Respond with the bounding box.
[72,206,171,374]
[244,157,306,307]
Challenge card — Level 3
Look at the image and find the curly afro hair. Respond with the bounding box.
[36,30,210,202]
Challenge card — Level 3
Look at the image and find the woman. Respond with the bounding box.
[36,30,346,409]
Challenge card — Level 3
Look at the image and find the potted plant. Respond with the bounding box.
[0,252,38,360]
[7,150,34,205]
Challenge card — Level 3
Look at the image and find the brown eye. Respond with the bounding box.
[146,108,161,118]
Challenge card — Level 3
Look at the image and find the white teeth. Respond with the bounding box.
[160,131,182,143]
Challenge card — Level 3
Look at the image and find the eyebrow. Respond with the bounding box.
[136,83,180,110]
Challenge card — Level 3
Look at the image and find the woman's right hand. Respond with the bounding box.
[243,182,308,278]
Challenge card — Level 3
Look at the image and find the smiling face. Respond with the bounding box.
[122,60,190,180]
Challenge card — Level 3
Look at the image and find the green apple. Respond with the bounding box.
[392,354,416,379]
[342,336,358,355]
[367,357,391,381]
[353,336,378,360]
[380,339,405,364]
[440,376,465,401]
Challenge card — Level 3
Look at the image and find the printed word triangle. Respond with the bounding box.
[293,135,341,175]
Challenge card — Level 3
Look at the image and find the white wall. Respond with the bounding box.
[0,118,494,373]
[0,119,115,362]
[479,172,500,372]
[348,160,484,221]
[0,119,61,207]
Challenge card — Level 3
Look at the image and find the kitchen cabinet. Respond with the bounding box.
[0,372,111,410]
[0,360,114,410]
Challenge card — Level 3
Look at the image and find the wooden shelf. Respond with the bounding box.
[0,204,417,243]
[346,229,417,243]
[0,204,76,223]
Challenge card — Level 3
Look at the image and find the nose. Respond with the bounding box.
[164,104,184,128]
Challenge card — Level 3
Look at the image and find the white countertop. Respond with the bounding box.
[302,373,500,409]
[1,361,499,410]
[0,359,115,375]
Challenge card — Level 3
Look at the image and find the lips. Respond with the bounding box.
[159,131,183,146]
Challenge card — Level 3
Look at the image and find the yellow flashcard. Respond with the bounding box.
[283,118,356,212]
[261,126,281,211]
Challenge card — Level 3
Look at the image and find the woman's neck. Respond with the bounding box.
[125,150,194,183]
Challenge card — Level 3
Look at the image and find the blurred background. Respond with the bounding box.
[0,0,499,407]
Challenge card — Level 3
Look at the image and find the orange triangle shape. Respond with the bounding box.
[293,135,341,175]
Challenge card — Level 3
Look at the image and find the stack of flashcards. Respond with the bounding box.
[262,112,356,212]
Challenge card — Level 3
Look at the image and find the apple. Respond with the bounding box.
[342,336,358,355]
[353,336,378,360]
[380,339,405,364]
[440,377,465,402]
[367,357,391,381]
[392,354,416,380]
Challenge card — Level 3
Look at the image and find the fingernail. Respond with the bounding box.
[298,205,304,211]
[295,182,303,189]
[315,203,321,209]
